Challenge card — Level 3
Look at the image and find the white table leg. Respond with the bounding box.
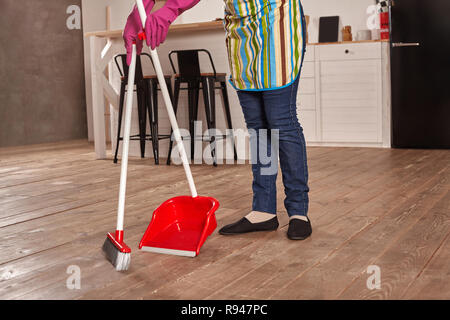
[90,36,107,159]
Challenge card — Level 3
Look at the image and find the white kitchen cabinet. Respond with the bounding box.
[298,110,317,142]
[298,41,391,147]
[297,45,318,142]
[320,58,381,143]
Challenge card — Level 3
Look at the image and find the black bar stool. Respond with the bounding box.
[167,49,237,166]
[113,54,173,165]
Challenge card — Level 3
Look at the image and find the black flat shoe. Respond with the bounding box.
[287,218,312,240]
[219,216,279,235]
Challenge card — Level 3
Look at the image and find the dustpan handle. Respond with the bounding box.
[136,0,198,198]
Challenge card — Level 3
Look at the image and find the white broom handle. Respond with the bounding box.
[117,44,137,231]
[136,0,198,198]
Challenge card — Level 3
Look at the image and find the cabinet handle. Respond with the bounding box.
[392,42,420,48]
[345,49,350,54]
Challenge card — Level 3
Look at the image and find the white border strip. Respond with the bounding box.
[140,246,197,257]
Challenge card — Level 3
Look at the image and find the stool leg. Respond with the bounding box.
[152,79,159,165]
[159,78,173,164]
[188,81,196,161]
[114,81,126,164]
[202,77,217,166]
[145,79,157,164]
[166,78,174,104]
[167,78,180,165]
[137,81,147,158]
[209,77,217,166]
[221,81,238,161]
[192,80,200,161]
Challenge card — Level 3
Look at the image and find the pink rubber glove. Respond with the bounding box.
[123,0,155,65]
[145,0,201,50]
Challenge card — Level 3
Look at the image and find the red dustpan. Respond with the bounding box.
[135,0,218,257]
[139,196,219,257]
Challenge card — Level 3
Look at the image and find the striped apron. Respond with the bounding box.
[223,0,307,91]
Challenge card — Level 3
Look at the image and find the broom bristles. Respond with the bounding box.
[102,237,131,271]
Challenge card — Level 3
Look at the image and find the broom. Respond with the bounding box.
[102,42,138,271]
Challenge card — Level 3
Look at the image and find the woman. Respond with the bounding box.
[124,0,311,240]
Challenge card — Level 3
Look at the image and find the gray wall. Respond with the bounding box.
[0,0,87,147]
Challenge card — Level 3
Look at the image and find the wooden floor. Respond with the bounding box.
[0,140,448,300]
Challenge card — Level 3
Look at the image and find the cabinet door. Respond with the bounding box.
[297,109,317,142]
[320,59,382,143]
[298,47,317,142]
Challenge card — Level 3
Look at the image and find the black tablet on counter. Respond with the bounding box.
[319,16,340,43]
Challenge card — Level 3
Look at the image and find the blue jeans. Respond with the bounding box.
[236,76,309,217]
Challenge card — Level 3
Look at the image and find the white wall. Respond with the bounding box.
[82,0,377,141]
[178,0,376,43]
[302,0,376,43]
[82,0,376,33]
[176,0,224,24]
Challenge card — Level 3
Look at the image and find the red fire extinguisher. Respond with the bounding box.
[380,11,390,40]
[378,0,390,40]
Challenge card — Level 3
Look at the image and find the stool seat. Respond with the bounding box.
[120,74,171,81]
[175,73,227,80]
[144,74,172,80]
